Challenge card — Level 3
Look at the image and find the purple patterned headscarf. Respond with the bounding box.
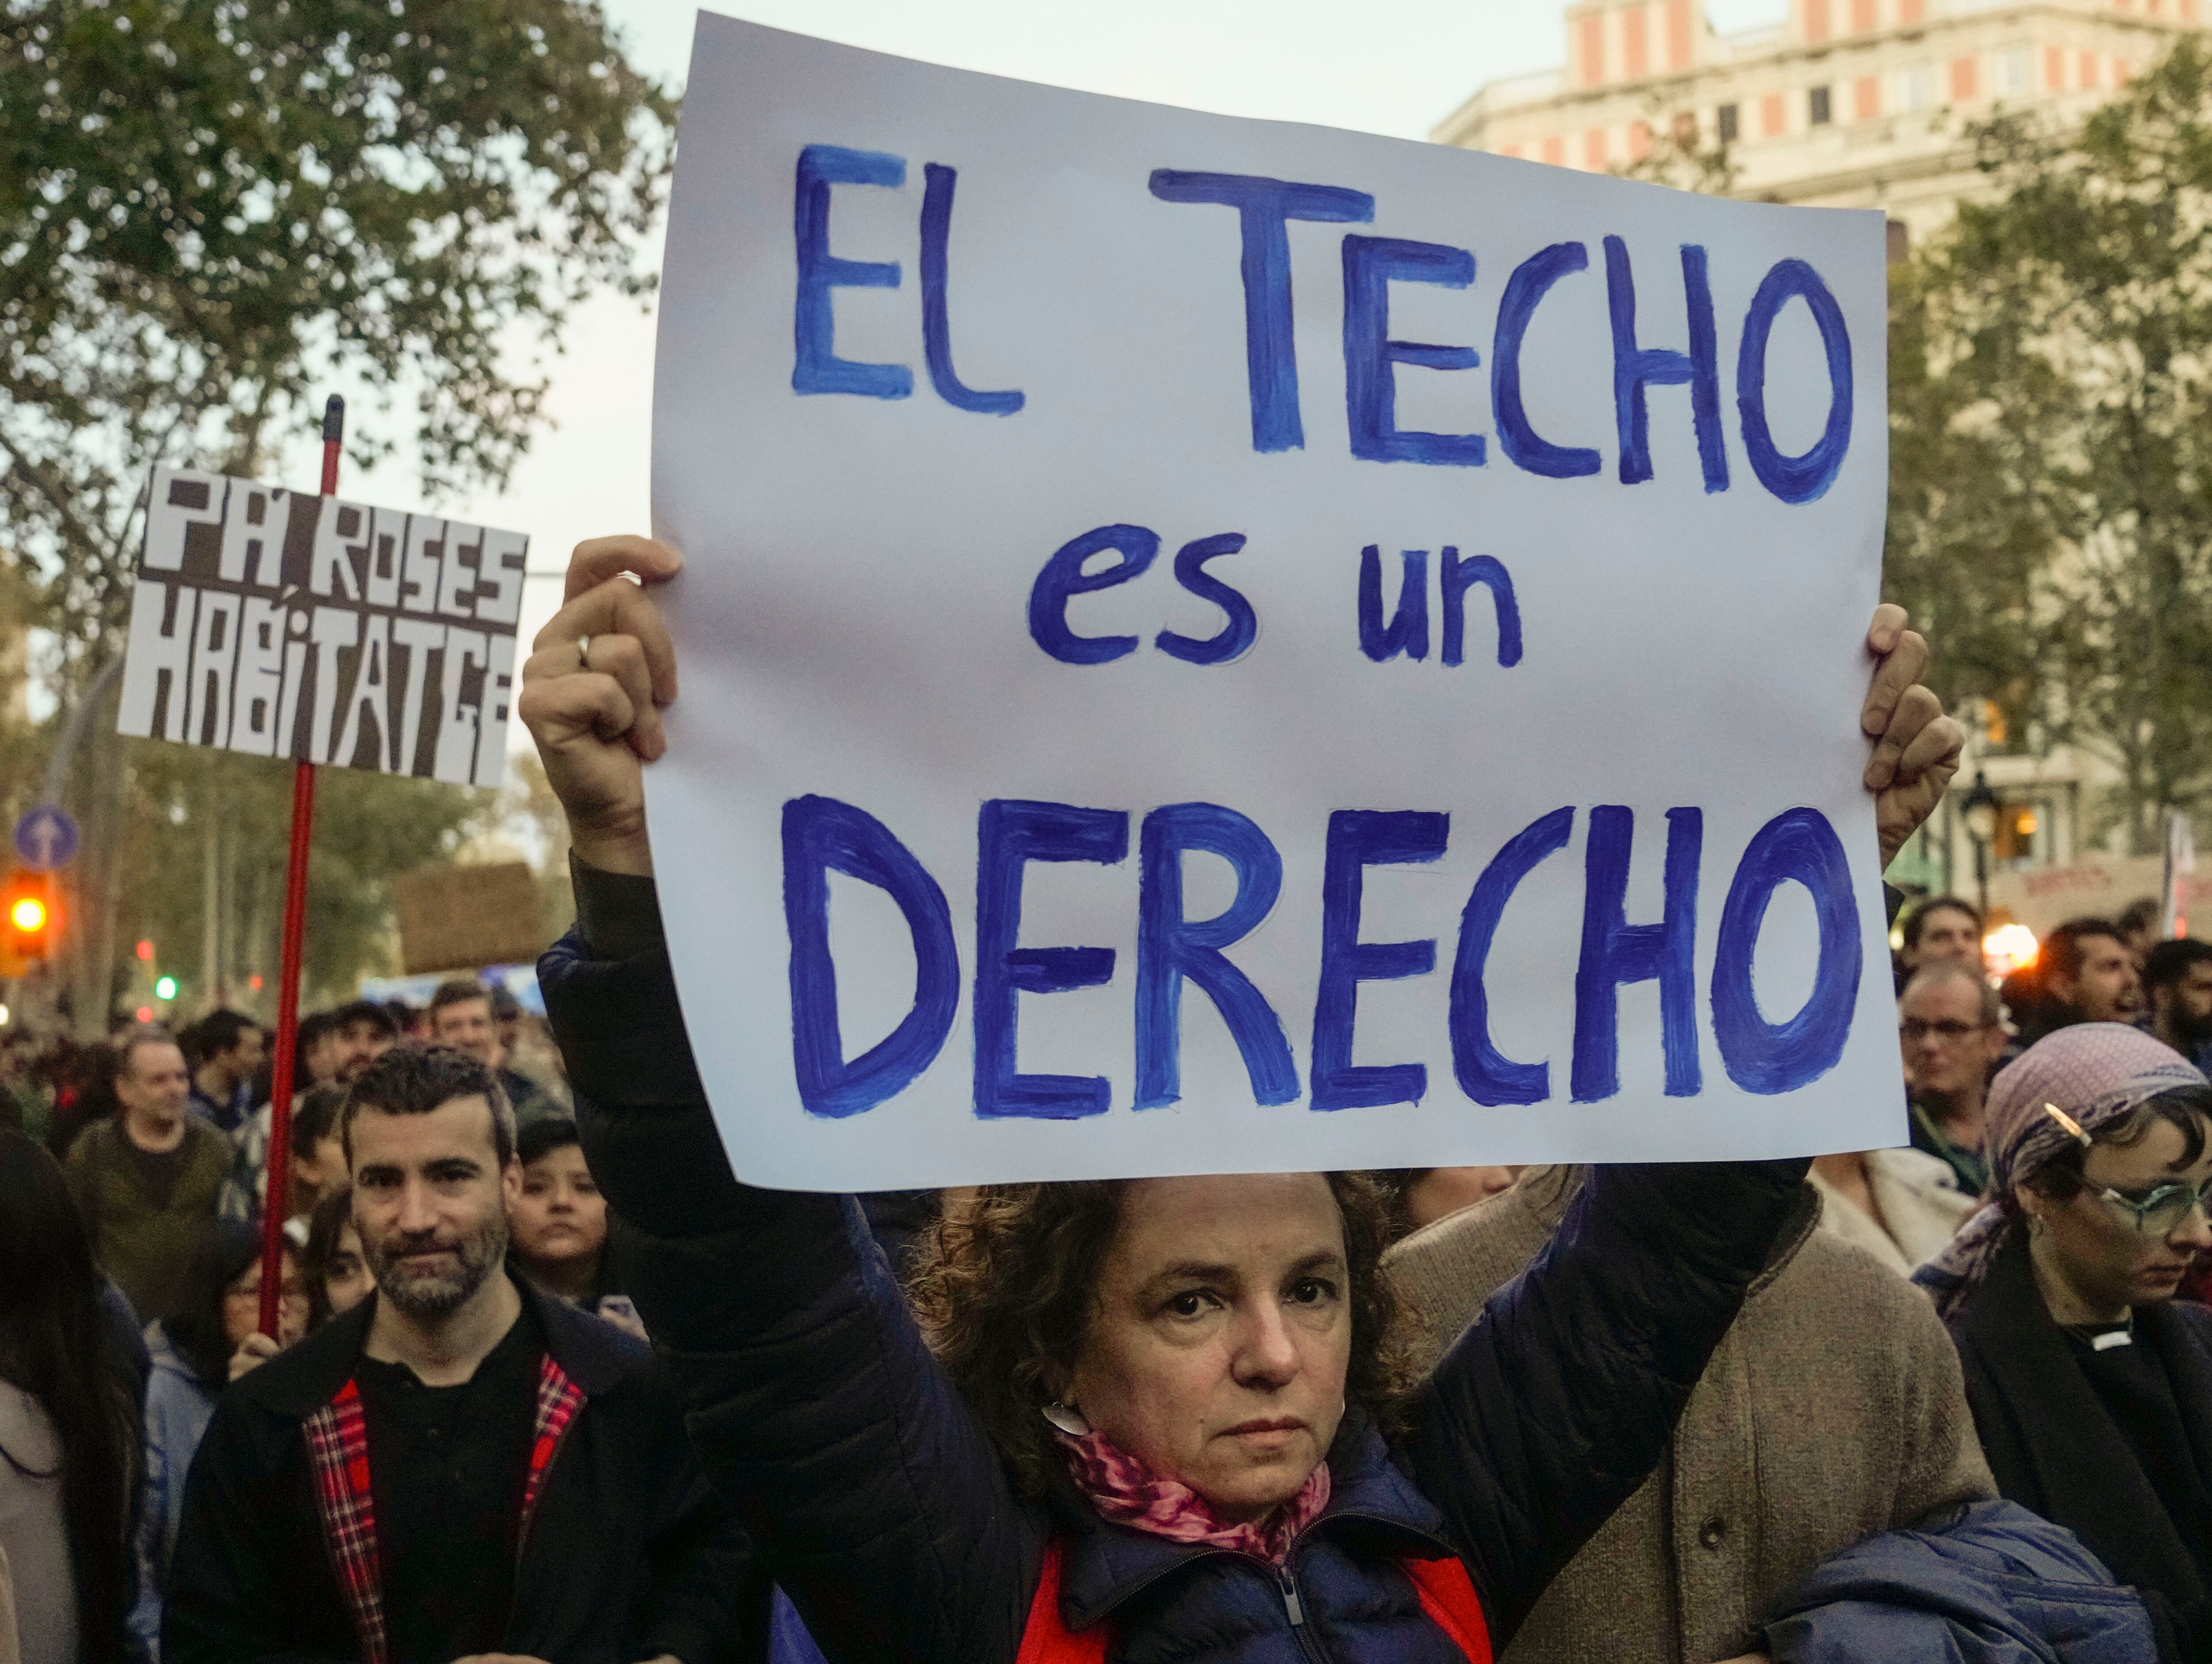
[1913,1022,2206,1318]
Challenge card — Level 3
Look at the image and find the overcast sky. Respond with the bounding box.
[338,0,1787,715]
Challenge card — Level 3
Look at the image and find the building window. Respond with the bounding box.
[1580,13,1606,87]
[1806,0,1830,42]
[1623,7,1649,78]
[1542,134,1567,167]
[1995,44,2032,98]
[1629,120,1653,161]
[1851,0,1877,28]
[1950,56,1978,102]
[2046,45,2065,91]
[1761,92,1786,137]
[1899,64,1936,111]
[1809,85,1833,125]
[1899,0,1925,22]
[1584,128,1609,169]
[1717,102,1740,142]
[2080,50,2098,89]
[1854,75,1882,120]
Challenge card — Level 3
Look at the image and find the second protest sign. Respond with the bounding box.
[119,466,527,789]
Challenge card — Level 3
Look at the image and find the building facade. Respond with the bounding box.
[1441,1,2201,246]
[1437,0,2212,918]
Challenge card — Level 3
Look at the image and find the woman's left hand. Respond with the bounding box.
[1860,604,1964,869]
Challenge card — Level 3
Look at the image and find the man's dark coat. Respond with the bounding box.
[163,1275,762,1663]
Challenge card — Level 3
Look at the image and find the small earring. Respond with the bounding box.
[1041,1400,1091,1437]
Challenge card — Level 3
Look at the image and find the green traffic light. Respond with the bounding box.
[154,975,178,1001]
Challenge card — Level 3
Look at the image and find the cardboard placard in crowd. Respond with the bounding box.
[394,862,548,975]
[646,15,1895,1188]
[118,466,527,788]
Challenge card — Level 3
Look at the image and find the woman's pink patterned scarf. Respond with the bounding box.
[1052,1425,1330,1564]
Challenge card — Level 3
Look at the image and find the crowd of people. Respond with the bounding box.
[0,538,2207,1664]
[0,978,591,1664]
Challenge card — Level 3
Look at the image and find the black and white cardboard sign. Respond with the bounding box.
[117,467,527,788]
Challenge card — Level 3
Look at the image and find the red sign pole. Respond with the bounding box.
[258,395,342,1337]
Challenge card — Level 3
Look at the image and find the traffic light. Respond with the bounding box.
[0,871,55,976]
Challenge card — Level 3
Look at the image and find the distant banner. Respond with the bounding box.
[118,467,527,788]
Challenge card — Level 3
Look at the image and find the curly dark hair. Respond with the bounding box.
[906,1172,1412,1502]
[341,1044,513,1167]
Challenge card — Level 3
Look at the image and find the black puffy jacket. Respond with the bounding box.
[544,869,1809,1664]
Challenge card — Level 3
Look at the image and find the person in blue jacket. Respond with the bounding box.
[522,535,1966,1664]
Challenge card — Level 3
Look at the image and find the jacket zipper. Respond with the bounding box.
[1070,1510,1463,1659]
[1275,1564,1329,1664]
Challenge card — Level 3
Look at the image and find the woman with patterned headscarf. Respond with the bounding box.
[1916,1023,2212,1661]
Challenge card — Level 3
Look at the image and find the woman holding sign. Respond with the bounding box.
[522,536,1962,1664]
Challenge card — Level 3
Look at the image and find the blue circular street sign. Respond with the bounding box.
[12,805,79,872]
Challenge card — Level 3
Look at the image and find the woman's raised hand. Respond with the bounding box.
[1859,603,1964,870]
[517,536,682,876]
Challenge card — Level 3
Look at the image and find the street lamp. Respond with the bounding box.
[1962,770,1999,918]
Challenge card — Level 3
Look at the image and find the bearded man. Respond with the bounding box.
[164,1045,766,1664]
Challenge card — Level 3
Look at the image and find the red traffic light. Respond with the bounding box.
[0,872,55,972]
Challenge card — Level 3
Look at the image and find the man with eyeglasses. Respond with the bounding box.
[1901,964,2008,1196]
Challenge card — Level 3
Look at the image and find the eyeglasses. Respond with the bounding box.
[2090,1177,2212,1237]
[225,1282,306,1305]
[1899,1018,1988,1041]
[2043,1103,2212,1237]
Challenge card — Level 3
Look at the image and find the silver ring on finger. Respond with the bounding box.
[576,634,592,673]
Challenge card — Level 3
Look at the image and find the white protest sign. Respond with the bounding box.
[119,467,526,788]
[648,15,1896,1191]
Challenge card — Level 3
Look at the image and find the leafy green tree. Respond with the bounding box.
[119,749,487,1014]
[0,0,672,1021]
[3,0,671,654]
[1887,40,2212,851]
[0,561,43,826]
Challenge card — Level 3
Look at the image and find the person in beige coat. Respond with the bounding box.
[1808,1146,1978,1277]
[1385,1164,1996,1664]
